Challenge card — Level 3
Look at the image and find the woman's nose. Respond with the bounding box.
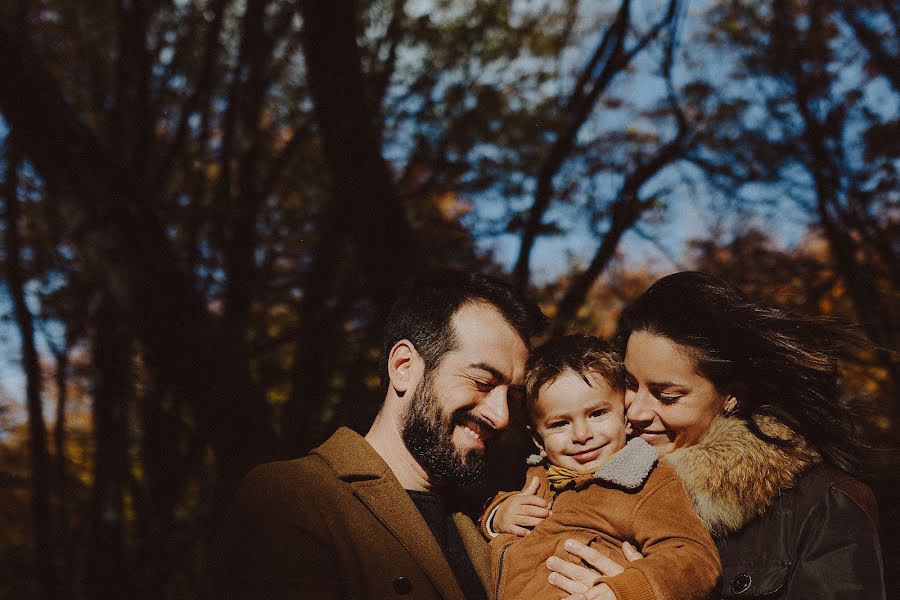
[625,388,654,425]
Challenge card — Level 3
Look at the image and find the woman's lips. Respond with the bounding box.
[637,430,671,443]
[570,447,603,464]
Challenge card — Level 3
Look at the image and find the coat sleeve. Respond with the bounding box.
[784,482,885,600]
[603,475,722,600]
[216,464,344,600]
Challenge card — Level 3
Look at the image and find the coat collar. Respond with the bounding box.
[592,437,658,489]
[665,415,821,536]
[312,426,389,480]
[526,437,658,490]
[313,427,490,598]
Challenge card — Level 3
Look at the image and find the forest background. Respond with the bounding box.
[0,1,896,598]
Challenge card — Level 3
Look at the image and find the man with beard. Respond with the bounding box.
[220,269,543,599]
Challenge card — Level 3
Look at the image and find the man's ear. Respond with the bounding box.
[387,339,423,394]
[527,425,546,456]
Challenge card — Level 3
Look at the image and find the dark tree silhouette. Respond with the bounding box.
[2,139,54,598]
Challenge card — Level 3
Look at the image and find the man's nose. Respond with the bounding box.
[480,387,511,431]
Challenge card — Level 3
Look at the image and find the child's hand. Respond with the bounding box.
[493,477,550,536]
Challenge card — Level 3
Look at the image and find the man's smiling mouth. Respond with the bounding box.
[454,412,496,445]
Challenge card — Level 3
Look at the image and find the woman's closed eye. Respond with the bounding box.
[656,392,683,404]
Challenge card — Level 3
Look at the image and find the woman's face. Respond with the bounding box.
[623,330,733,457]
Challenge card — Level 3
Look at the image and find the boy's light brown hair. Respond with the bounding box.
[524,334,624,418]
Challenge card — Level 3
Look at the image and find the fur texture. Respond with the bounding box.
[525,453,543,466]
[666,415,820,536]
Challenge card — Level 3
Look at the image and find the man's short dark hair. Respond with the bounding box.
[380,269,545,384]
[524,335,624,417]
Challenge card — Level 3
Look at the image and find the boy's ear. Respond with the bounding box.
[527,425,546,455]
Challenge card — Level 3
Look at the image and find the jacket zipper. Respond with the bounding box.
[550,490,559,510]
[495,540,514,599]
[495,490,560,599]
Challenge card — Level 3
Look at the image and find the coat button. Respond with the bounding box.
[393,576,412,595]
[730,573,752,594]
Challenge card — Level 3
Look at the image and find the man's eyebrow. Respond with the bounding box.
[468,362,509,382]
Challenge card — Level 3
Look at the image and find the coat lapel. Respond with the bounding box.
[314,428,466,599]
[453,512,491,593]
[353,479,466,600]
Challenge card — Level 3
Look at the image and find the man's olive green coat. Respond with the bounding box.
[219,427,491,599]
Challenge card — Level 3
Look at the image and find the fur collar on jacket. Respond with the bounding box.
[665,415,821,536]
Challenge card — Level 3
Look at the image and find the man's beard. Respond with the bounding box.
[400,373,489,487]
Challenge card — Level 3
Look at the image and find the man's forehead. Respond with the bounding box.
[449,301,522,343]
[446,302,528,375]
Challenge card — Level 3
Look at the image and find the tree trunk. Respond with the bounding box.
[0,23,273,513]
[222,0,272,380]
[133,364,182,600]
[85,296,132,599]
[52,348,73,594]
[285,0,420,451]
[3,140,56,597]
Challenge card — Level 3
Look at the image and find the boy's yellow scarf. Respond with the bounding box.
[546,464,598,491]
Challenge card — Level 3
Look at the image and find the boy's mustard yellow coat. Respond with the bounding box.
[483,438,721,600]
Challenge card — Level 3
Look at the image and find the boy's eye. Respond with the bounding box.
[589,409,607,419]
[548,420,568,429]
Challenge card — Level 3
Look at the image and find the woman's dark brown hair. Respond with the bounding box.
[617,271,867,473]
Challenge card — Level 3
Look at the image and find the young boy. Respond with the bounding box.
[482,335,720,600]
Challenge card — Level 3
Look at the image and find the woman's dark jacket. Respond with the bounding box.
[666,416,885,599]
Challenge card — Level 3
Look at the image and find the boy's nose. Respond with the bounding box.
[571,421,593,444]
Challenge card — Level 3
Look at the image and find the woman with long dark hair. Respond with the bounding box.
[546,271,885,599]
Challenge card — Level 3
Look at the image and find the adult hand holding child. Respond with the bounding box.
[549,539,644,600]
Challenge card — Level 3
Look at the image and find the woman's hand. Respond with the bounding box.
[492,477,550,536]
[546,539,644,600]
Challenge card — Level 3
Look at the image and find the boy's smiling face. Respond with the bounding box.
[530,369,626,472]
